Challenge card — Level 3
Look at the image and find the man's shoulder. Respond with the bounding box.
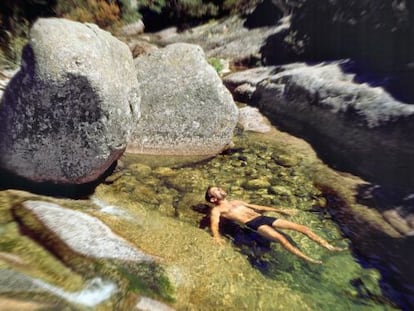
[228,199,245,205]
[210,205,221,213]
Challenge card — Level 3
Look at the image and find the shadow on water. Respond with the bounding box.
[0,161,118,199]
[321,185,414,310]
[192,203,308,274]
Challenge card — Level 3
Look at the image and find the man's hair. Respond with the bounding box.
[205,186,214,203]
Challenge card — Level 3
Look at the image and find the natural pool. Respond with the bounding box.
[0,124,400,310]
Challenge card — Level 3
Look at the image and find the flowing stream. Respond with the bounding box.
[0,123,400,310]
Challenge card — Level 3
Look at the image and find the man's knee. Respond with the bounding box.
[298,224,311,234]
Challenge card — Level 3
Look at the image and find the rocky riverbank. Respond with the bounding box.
[0,2,413,308]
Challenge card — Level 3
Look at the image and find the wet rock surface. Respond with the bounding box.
[14,200,154,262]
[0,269,116,308]
[136,296,175,311]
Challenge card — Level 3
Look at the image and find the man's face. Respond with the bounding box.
[210,187,227,202]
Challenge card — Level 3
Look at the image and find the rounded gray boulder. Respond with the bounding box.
[127,43,238,156]
[0,18,140,184]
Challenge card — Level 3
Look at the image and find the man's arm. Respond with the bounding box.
[210,208,225,245]
[242,201,296,216]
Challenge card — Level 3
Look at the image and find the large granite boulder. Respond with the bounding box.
[127,43,238,156]
[224,62,414,192]
[0,18,140,184]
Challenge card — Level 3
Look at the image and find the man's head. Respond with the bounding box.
[205,186,227,204]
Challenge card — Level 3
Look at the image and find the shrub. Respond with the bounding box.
[223,0,261,15]
[208,57,223,74]
[116,0,141,23]
[55,0,121,29]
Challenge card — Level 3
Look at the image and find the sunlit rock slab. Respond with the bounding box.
[14,200,153,262]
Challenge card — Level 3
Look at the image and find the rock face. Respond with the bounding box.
[155,16,290,67]
[120,20,145,36]
[14,200,153,262]
[128,40,158,58]
[238,106,270,133]
[261,0,414,102]
[224,62,414,192]
[127,43,238,156]
[0,18,140,184]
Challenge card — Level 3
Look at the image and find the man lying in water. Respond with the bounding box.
[205,186,344,264]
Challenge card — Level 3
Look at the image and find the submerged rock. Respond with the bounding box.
[128,43,238,156]
[136,296,175,311]
[0,18,140,184]
[0,297,51,311]
[14,200,153,262]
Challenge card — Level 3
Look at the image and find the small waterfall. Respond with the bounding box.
[32,277,117,307]
[0,269,117,307]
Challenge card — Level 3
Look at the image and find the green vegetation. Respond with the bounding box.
[0,0,260,68]
[208,57,223,74]
[118,263,175,302]
[55,0,121,28]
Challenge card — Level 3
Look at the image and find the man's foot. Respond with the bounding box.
[310,258,323,264]
[325,244,347,252]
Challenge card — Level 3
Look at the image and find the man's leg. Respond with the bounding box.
[257,225,322,264]
[273,219,344,251]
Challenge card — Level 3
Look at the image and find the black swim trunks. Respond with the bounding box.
[245,216,277,231]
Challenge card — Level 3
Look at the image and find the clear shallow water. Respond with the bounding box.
[92,127,399,310]
[0,126,401,310]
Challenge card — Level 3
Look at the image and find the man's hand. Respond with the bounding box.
[276,209,298,216]
[244,202,297,216]
[214,237,225,246]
